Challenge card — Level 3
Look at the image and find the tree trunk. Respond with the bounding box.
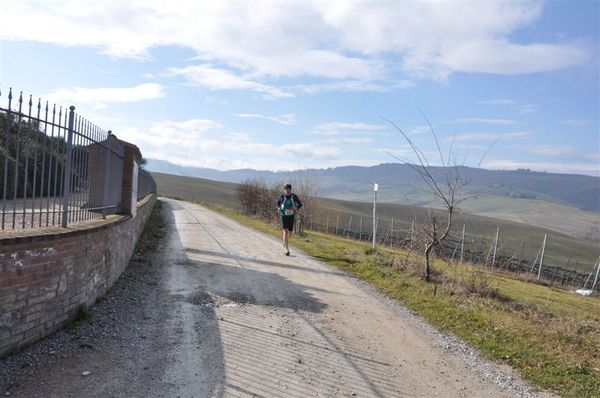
[424,242,434,281]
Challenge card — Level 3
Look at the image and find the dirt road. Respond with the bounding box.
[0,199,545,397]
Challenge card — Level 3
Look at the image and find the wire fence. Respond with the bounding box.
[300,213,600,292]
[0,86,155,231]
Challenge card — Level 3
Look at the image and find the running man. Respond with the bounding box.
[277,183,302,256]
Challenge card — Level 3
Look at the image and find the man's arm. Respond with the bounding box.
[293,194,302,209]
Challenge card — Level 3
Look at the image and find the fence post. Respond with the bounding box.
[460,224,465,263]
[591,256,600,291]
[359,216,363,240]
[565,250,573,269]
[102,131,112,219]
[537,233,547,280]
[61,106,75,227]
[530,242,542,274]
[335,215,339,235]
[326,215,329,234]
[491,226,500,267]
[372,182,378,250]
[346,216,352,239]
[1,88,13,230]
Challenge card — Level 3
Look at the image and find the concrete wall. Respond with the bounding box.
[0,194,156,357]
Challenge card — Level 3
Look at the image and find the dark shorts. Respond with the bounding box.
[281,215,294,232]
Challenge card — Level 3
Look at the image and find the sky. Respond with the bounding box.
[0,1,598,176]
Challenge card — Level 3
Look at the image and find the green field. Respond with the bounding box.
[153,172,240,209]
[151,171,599,273]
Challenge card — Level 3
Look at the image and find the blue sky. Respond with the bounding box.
[1,1,598,175]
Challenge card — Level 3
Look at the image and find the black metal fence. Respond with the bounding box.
[0,87,155,231]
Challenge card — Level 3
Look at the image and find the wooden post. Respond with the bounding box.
[591,256,600,291]
[491,226,500,267]
[565,250,573,269]
[536,233,548,280]
[359,216,363,241]
[345,216,352,239]
[460,224,465,263]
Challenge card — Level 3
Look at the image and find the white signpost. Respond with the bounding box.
[372,182,378,250]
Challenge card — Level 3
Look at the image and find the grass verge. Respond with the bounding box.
[133,200,168,257]
[203,202,600,398]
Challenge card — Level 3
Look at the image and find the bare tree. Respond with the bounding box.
[237,178,282,222]
[289,172,320,235]
[383,114,470,281]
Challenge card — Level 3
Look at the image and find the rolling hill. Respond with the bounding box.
[146,159,600,241]
[151,171,600,274]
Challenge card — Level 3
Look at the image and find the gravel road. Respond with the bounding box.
[0,198,553,397]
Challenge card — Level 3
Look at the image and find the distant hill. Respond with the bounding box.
[151,171,600,273]
[146,159,600,213]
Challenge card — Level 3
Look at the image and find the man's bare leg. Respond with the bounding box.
[284,230,291,255]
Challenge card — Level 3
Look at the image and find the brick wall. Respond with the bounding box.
[0,194,156,357]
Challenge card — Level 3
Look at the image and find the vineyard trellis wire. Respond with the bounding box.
[299,212,600,292]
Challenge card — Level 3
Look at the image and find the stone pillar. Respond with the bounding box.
[120,142,142,216]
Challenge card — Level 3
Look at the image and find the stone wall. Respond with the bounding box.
[0,194,156,357]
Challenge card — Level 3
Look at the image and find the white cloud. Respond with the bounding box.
[457,118,515,125]
[327,137,373,145]
[45,83,165,109]
[441,39,589,76]
[516,104,539,114]
[452,131,533,142]
[281,143,340,160]
[118,118,340,171]
[454,144,489,150]
[478,99,540,115]
[311,122,386,135]
[204,96,227,105]
[560,119,593,126]
[482,158,600,176]
[582,152,600,162]
[0,1,591,86]
[378,146,414,159]
[235,113,297,125]
[526,145,576,156]
[296,79,413,94]
[404,125,433,136]
[167,65,294,99]
[478,99,517,105]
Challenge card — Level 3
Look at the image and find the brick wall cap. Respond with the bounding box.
[0,194,155,246]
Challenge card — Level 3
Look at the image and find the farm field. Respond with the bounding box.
[151,172,600,274]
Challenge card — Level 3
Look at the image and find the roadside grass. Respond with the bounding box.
[133,200,167,256]
[204,202,600,398]
[67,200,167,333]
